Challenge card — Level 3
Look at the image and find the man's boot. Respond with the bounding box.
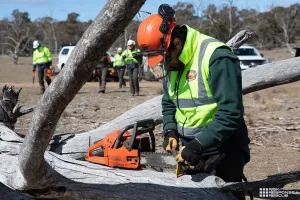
[46,77,51,86]
[40,87,45,95]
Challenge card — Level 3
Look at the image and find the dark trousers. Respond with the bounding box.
[38,67,51,92]
[116,66,126,88]
[181,138,246,200]
[95,67,108,91]
[127,65,139,95]
[215,151,246,200]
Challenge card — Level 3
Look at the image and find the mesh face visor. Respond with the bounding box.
[133,49,165,68]
[136,48,169,81]
[142,49,165,56]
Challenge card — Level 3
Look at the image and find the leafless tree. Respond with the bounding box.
[48,4,58,54]
[271,4,300,55]
[0,10,38,64]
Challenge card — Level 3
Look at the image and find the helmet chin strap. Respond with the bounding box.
[162,53,168,85]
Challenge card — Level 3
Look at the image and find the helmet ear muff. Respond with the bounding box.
[157,4,176,50]
[158,4,175,35]
[159,18,169,34]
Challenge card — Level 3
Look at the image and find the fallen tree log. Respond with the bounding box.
[1,125,300,199]
[222,170,300,192]
[242,57,300,94]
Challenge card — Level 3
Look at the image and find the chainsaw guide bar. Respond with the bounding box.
[140,152,177,171]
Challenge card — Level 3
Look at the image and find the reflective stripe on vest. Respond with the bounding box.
[167,30,229,137]
[177,123,203,137]
[172,97,214,108]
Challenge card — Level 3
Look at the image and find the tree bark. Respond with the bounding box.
[242,57,300,94]
[221,170,300,192]
[226,30,252,50]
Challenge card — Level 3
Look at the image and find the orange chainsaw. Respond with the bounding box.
[85,119,178,170]
[85,119,221,177]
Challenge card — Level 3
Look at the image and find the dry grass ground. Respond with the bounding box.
[0,47,299,198]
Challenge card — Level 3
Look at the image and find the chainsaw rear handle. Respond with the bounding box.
[113,119,155,150]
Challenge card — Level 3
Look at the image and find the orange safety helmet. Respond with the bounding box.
[137,13,176,67]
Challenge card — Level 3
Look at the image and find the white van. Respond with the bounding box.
[57,46,76,70]
[57,46,114,70]
[233,45,268,70]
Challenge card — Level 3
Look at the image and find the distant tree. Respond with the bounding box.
[35,17,57,52]
[53,13,85,48]
[173,2,200,27]
[202,4,227,41]
[0,1,299,58]
[12,9,31,23]
[0,9,38,64]
[271,3,300,55]
[67,12,80,23]
[201,3,241,42]
[49,7,58,54]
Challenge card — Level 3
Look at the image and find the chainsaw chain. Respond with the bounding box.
[140,152,204,174]
[140,152,173,156]
[140,152,176,171]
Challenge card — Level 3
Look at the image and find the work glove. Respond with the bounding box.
[162,129,179,152]
[175,146,188,165]
[175,139,203,166]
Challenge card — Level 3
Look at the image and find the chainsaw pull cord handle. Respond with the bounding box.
[125,119,155,151]
[148,130,155,152]
[113,124,134,149]
[113,119,155,149]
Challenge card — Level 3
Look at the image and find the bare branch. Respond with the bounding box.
[6,36,18,45]
[20,25,39,54]
[0,42,15,48]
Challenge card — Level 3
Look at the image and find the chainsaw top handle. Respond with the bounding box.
[113,119,156,151]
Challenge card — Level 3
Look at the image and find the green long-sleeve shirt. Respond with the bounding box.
[162,47,250,162]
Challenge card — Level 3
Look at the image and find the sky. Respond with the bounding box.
[0,0,299,22]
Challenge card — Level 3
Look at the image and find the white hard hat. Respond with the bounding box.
[127,40,135,46]
[33,40,39,49]
[117,47,122,53]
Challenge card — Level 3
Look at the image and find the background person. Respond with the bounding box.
[113,47,126,88]
[94,53,112,93]
[122,40,140,96]
[32,40,52,94]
